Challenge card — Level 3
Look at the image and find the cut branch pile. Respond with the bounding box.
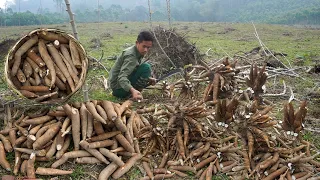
[5,29,88,104]
[144,26,202,78]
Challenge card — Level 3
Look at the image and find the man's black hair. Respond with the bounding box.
[137,31,153,43]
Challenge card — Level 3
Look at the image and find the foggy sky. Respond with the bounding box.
[1,0,148,12]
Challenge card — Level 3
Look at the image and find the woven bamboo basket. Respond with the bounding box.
[5,29,88,104]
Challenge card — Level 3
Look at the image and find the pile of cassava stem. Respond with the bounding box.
[0,58,319,180]
[5,29,87,103]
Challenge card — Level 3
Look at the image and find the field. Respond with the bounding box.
[0,22,319,179]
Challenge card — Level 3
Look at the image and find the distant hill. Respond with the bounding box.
[1,0,320,25]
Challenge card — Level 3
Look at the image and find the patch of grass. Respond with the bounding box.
[69,165,85,179]
[302,131,320,149]
[127,166,142,180]
[6,151,15,163]
[212,174,230,180]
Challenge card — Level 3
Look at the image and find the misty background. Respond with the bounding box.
[0,0,320,26]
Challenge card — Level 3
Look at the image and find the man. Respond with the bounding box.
[108,31,156,101]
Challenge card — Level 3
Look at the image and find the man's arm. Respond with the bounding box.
[117,55,140,99]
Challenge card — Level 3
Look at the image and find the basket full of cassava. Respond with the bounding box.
[5,29,88,104]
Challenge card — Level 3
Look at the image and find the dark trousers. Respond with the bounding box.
[112,63,151,98]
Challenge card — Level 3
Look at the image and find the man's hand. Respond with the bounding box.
[130,88,143,101]
[148,77,157,86]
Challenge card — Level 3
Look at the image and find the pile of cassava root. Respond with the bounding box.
[5,29,87,103]
[0,58,319,180]
[0,100,147,179]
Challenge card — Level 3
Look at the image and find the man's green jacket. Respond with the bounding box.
[108,45,143,92]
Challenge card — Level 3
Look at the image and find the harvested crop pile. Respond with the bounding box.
[0,58,319,179]
[0,100,148,179]
[5,29,88,104]
[144,26,202,79]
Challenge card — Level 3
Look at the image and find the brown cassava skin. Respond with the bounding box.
[23,61,33,78]
[88,131,121,142]
[46,136,57,159]
[102,100,118,121]
[206,163,214,180]
[88,139,114,149]
[118,100,133,116]
[35,125,50,139]
[76,157,102,164]
[59,52,79,83]
[14,136,27,147]
[96,105,108,121]
[79,140,110,164]
[19,90,39,98]
[133,138,140,154]
[143,161,154,179]
[20,159,28,175]
[115,134,135,153]
[13,151,22,175]
[99,148,125,166]
[112,153,142,179]
[54,75,67,90]
[61,117,71,136]
[80,103,88,140]
[33,122,62,150]
[8,129,16,147]
[261,166,288,180]
[70,107,81,150]
[93,120,105,135]
[52,150,91,168]
[27,155,36,178]
[98,161,119,180]
[86,102,107,124]
[260,152,279,170]
[194,154,217,170]
[27,49,45,68]
[22,115,54,125]
[55,130,64,151]
[47,110,67,117]
[60,44,78,75]
[114,116,128,132]
[16,69,26,83]
[20,85,50,92]
[38,30,69,44]
[221,161,238,173]
[11,35,39,76]
[169,166,196,173]
[33,72,41,85]
[63,104,80,150]
[14,148,46,157]
[126,111,135,145]
[47,43,75,91]
[87,113,94,138]
[38,39,56,88]
[159,152,169,168]
[0,134,13,152]
[56,135,71,159]
[53,62,67,83]
[28,77,37,86]
[35,167,73,175]
[0,141,11,171]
